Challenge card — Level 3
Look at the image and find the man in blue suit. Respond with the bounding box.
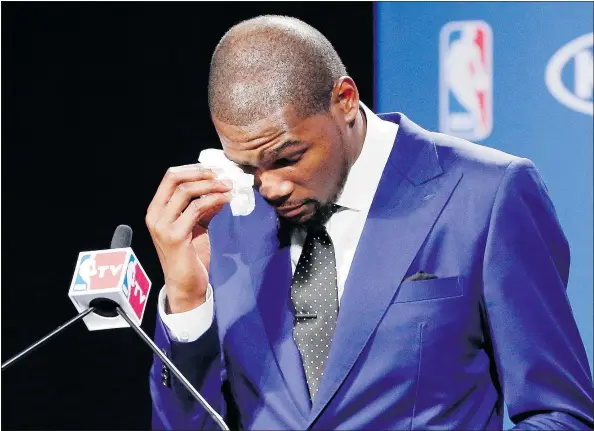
[145,15,593,430]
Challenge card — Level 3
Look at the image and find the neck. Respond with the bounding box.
[348,106,367,169]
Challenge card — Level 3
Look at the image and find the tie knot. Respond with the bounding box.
[307,203,340,232]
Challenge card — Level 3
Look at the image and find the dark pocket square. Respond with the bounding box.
[404,271,438,282]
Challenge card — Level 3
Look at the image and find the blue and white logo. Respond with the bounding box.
[440,21,493,141]
[73,254,95,291]
[545,33,593,116]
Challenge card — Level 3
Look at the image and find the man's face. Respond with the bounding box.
[213,105,350,224]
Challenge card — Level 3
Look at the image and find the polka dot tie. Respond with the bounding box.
[291,205,339,400]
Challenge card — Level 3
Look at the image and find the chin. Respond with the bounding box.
[296,212,317,224]
[279,212,311,225]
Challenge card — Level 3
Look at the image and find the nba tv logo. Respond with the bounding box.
[440,21,493,141]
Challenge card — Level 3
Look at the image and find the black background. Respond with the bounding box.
[1,2,374,429]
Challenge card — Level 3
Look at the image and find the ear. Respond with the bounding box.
[330,76,360,127]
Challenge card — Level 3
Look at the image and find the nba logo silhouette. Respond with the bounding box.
[440,21,493,141]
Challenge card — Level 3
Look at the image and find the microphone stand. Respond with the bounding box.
[2,303,230,431]
[115,306,230,431]
[3,227,229,429]
[1,307,96,371]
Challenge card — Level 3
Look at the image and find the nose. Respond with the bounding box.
[257,171,293,204]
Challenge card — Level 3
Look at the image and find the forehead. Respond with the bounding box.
[214,105,299,147]
[213,105,328,162]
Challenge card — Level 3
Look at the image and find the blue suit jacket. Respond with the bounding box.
[150,113,593,430]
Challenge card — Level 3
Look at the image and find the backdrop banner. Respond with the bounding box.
[375,2,593,427]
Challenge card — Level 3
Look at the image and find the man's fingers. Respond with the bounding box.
[172,192,231,238]
[198,202,227,227]
[160,179,233,224]
[147,164,217,220]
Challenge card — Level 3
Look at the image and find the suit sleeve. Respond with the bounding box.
[149,309,228,430]
[481,159,594,430]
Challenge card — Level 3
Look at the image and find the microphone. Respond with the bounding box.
[110,224,133,248]
[68,224,152,330]
[0,226,135,369]
[1,225,229,431]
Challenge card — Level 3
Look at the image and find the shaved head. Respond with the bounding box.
[208,15,347,125]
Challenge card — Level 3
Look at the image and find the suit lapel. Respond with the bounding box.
[251,244,313,419]
[308,113,463,425]
[238,199,312,418]
[212,193,312,421]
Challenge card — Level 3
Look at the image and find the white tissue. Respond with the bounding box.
[198,149,255,216]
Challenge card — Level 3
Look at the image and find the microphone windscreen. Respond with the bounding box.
[110,224,133,249]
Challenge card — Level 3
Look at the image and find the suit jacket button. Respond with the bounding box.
[161,366,171,387]
[160,349,171,387]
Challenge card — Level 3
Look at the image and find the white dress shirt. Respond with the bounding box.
[158,102,399,342]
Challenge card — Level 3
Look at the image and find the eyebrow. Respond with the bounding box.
[261,140,302,161]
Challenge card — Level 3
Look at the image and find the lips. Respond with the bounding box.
[278,204,304,217]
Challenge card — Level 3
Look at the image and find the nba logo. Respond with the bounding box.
[440,21,493,141]
[124,254,150,320]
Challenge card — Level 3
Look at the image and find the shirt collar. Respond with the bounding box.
[335,102,399,212]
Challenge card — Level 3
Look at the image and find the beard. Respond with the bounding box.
[298,154,350,228]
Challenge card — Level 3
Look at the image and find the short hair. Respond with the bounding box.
[208,15,347,126]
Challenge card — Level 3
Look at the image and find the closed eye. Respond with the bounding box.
[273,151,305,169]
[237,150,305,173]
[274,157,298,168]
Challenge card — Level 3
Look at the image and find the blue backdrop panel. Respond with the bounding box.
[375,2,592,427]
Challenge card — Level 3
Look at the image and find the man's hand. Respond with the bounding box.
[145,163,232,313]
